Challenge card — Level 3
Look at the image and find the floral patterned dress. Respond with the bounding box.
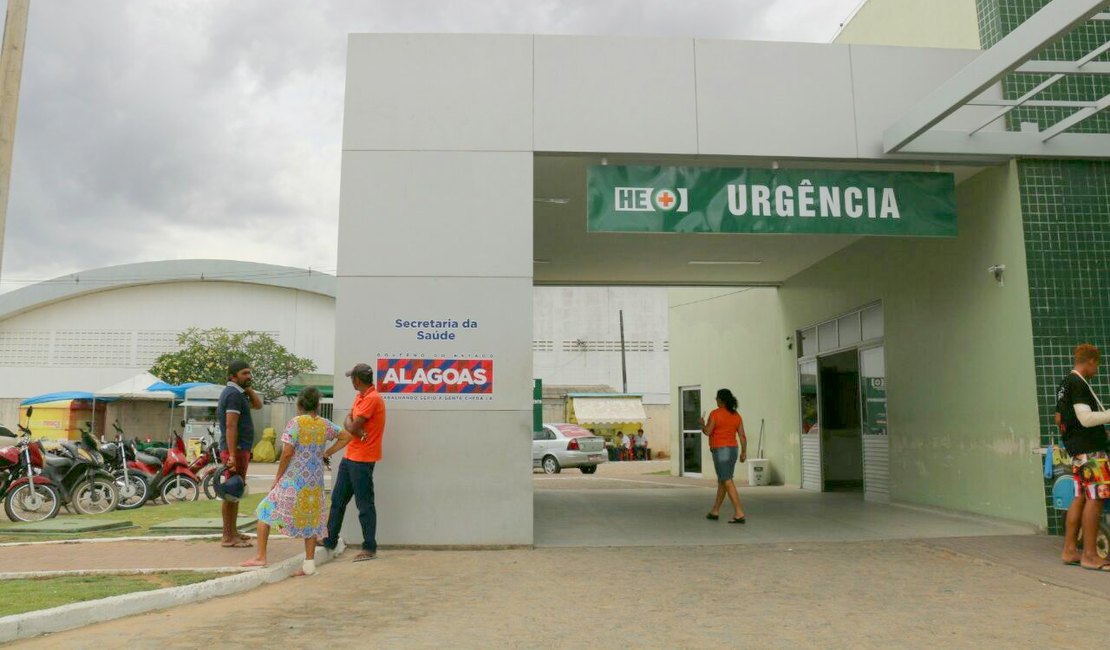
[255,415,341,538]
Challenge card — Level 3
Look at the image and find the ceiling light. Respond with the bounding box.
[688,260,763,266]
[533,198,570,205]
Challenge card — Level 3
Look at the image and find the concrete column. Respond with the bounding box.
[0,0,30,281]
[335,35,535,546]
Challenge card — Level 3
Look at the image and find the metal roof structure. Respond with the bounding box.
[885,0,1110,159]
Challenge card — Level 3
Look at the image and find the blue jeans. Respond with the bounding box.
[711,446,738,482]
[324,458,377,552]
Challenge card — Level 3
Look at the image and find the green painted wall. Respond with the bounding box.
[976,0,1110,536]
[668,288,790,483]
[777,163,1045,527]
[835,0,981,49]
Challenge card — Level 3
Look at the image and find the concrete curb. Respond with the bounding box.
[0,567,252,580]
[0,533,297,548]
[0,546,338,643]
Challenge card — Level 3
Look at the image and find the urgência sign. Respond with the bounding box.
[587,165,956,237]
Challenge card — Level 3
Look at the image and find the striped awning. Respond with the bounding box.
[571,396,646,425]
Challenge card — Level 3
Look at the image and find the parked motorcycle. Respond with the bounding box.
[192,426,222,500]
[0,414,61,522]
[92,422,150,510]
[43,421,119,515]
[126,426,201,503]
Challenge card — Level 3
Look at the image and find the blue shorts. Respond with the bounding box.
[711,446,738,481]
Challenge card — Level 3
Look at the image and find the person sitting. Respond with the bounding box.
[617,431,633,461]
[633,428,649,460]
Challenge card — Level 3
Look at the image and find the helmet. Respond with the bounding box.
[215,470,246,502]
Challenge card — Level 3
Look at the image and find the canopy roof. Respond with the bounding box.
[283,373,335,398]
[570,394,646,425]
[146,381,212,399]
[21,391,119,406]
[182,383,224,407]
[95,372,176,401]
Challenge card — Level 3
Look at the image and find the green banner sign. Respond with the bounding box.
[587,165,956,237]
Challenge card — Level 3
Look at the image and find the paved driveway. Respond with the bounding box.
[533,464,1033,548]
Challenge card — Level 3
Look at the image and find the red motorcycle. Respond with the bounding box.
[0,416,61,522]
[190,426,222,500]
[131,429,202,503]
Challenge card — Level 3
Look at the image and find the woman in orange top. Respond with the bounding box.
[699,388,748,523]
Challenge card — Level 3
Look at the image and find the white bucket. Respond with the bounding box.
[747,459,770,486]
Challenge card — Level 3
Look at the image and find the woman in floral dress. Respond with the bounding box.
[242,387,351,575]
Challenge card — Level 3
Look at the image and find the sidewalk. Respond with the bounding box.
[0,537,305,573]
[16,534,1110,648]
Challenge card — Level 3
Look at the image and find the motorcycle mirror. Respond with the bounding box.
[25,406,32,417]
[181,420,187,428]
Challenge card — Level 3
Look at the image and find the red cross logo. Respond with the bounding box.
[657,191,674,208]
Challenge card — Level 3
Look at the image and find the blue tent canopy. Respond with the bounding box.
[20,391,120,406]
[145,382,215,399]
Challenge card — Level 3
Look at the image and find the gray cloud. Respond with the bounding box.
[2,0,859,288]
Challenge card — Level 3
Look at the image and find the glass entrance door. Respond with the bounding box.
[680,386,702,476]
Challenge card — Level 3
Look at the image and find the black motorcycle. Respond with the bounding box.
[44,425,119,515]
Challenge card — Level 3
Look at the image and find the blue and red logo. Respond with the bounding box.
[377,358,493,394]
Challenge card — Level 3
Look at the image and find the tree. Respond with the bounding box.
[150,328,317,401]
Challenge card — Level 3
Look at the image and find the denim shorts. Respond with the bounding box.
[711,446,739,481]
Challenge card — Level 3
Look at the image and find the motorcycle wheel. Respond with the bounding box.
[5,483,62,522]
[201,468,220,500]
[161,475,199,503]
[113,471,150,510]
[71,478,120,515]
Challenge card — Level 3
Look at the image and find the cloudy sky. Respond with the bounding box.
[2,0,861,290]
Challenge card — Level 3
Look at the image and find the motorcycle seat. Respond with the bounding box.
[43,454,70,470]
[136,452,163,468]
[148,448,169,462]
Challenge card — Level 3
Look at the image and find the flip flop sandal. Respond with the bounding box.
[353,552,377,562]
[1063,560,1081,566]
[221,540,253,548]
[706,513,719,520]
[1082,562,1110,571]
[728,517,747,524]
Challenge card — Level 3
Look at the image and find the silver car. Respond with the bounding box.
[533,423,607,474]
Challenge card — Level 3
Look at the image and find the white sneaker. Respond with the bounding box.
[301,559,316,576]
[334,538,346,556]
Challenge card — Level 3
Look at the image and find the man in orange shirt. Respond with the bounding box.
[322,363,386,561]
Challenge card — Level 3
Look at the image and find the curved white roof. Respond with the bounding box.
[0,259,336,323]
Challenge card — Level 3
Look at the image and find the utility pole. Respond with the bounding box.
[619,309,628,394]
[0,0,30,283]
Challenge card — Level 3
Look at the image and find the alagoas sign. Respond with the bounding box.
[587,165,956,237]
[377,358,494,396]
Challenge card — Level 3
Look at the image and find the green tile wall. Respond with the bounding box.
[977,0,1110,534]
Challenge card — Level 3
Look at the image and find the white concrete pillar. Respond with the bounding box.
[334,35,534,546]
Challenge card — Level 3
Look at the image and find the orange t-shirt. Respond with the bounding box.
[346,386,386,462]
[708,407,742,449]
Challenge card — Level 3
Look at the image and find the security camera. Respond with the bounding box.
[988,264,1006,286]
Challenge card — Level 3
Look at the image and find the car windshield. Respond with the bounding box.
[553,425,593,438]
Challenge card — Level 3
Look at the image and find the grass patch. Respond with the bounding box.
[0,571,224,617]
[0,494,264,543]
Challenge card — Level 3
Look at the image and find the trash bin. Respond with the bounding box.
[747,459,769,486]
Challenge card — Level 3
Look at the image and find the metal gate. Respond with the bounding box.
[799,359,822,491]
[860,345,889,502]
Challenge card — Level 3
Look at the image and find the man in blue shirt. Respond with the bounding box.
[218,359,262,548]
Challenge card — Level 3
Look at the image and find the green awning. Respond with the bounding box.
[283,384,334,398]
